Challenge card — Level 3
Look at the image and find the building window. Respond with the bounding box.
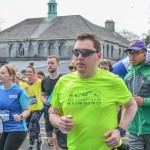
[103,45,105,58]
[122,49,126,58]
[59,42,66,56]
[106,44,109,58]
[28,43,34,57]
[19,44,25,56]
[9,44,16,57]
[111,45,113,58]
[38,43,45,57]
[48,42,55,55]
[119,48,121,59]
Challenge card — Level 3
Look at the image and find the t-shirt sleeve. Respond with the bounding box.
[19,90,31,110]
[48,92,53,103]
[41,79,45,92]
[50,81,61,108]
[115,77,132,105]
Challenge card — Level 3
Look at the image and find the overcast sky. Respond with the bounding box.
[0,0,150,36]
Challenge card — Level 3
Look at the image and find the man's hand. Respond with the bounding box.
[59,115,74,134]
[134,95,144,106]
[104,129,121,148]
[43,99,50,106]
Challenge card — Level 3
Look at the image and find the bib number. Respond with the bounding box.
[29,96,37,104]
[0,110,9,121]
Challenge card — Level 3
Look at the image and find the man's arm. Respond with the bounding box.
[119,96,137,130]
[41,92,50,106]
[104,97,137,148]
[50,107,74,133]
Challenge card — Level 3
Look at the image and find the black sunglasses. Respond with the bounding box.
[68,66,76,70]
[72,49,96,57]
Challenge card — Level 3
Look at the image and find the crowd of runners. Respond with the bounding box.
[0,32,150,150]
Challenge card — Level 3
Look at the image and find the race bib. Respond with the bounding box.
[29,96,37,104]
[0,110,9,121]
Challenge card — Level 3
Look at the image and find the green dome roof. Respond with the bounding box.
[49,0,56,3]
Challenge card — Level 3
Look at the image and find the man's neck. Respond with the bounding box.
[78,68,98,78]
[49,71,59,79]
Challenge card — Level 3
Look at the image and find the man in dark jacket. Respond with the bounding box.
[124,40,150,150]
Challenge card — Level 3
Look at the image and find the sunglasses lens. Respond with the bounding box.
[72,50,78,57]
[82,50,92,57]
[72,49,95,57]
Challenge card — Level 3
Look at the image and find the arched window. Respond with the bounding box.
[111,45,113,58]
[106,44,109,58]
[28,43,34,57]
[59,42,66,56]
[19,43,25,56]
[38,43,45,57]
[119,48,121,59]
[9,44,16,57]
[122,49,126,58]
[48,42,55,55]
[103,45,105,58]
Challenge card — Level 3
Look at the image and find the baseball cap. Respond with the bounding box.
[125,40,147,52]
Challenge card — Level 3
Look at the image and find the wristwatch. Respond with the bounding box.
[116,127,126,137]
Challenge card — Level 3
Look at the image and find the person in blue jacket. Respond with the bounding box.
[0,64,30,150]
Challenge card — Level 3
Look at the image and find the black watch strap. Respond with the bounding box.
[116,127,126,137]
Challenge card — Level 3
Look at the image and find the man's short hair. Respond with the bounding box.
[37,71,45,77]
[98,59,113,71]
[75,33,101,53]
[47,55,60,64]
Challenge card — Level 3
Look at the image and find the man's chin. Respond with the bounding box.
[78,69,86,74]
[49,70,55,73]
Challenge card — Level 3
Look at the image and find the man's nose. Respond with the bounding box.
[77,53,84,59]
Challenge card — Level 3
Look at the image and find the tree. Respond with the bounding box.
[141,30,150,47]
[118,29,140,41]
[144,35,150,46]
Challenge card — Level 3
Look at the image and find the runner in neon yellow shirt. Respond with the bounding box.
[50,33,137,150]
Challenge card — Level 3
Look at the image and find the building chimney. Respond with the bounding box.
[105,20,115,32]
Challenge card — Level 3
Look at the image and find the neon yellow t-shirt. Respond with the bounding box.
[51,69,132,150]
[20,79,43,111]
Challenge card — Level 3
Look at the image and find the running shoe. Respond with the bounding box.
[37,139,44,150]
[28,147,33,150]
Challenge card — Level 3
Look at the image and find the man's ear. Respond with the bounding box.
[98,52,102,59]
[144,52,147,57]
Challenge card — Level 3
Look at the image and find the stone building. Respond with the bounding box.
[0,0,129,70]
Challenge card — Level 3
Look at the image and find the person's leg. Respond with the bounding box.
[36,109,43,135]
[3,131,27,150]
[35,110,44,150]
[25,113,32,141]
[56,129,67,150]
[144,134,150,150]
[0,132,8,150]
[129,133,145,150]
[53,128,62,150]
[44,106,53,145]
[29,111,39,148]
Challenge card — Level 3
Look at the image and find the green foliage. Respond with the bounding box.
[143,35,150,46]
